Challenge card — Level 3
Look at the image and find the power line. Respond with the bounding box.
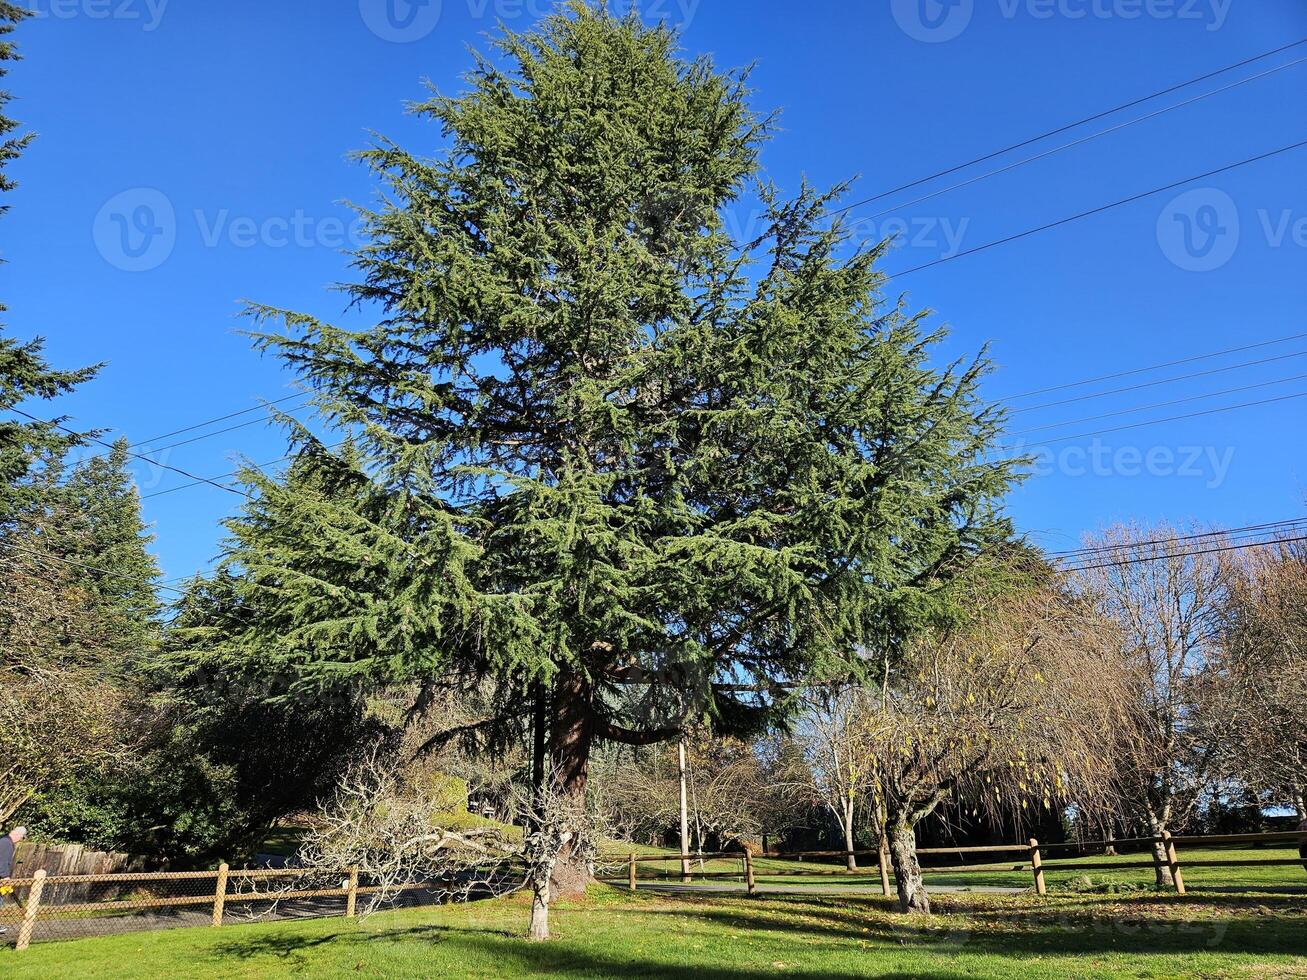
[79,391,312,464]
[1005,389,1307,448]
[140,438,350,501]
[1,540,188,597]
[1044,518,1307,559]
[9,408,247,498]
[860,55,1307,225]
[1058,533,1307,573]
[1008,372,1307,437]
[832,37,1307,217]
[997,331,1307,402]
[1007,350,1307,415]
[888,138,1307,280]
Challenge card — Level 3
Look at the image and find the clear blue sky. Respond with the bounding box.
[6,0,1306,582]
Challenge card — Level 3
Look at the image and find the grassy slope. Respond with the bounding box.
[6,885,1307,979]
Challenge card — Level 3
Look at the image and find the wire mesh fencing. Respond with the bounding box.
[1,860,533,949]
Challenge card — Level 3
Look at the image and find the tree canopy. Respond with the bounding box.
[186,3,1021,892]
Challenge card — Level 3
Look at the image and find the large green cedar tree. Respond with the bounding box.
[204,5,1020,893]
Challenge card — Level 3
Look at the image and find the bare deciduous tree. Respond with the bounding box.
[299,750,520,917]
[796,687,877,870]
[1072,523,1231,884]
[1208,537,1307,816]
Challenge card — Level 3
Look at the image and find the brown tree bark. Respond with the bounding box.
[887,816,930,914]
[548,667,594,900]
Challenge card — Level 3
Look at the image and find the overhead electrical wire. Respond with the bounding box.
[888,137,1307,280]
[831,36,1307,217]
[1007,372,1307,437]
[9,407,247,497]
[1044,517,1307,560]
[1005,349,1307,416]
[859,55,1307,224]
[997,331,1307,401]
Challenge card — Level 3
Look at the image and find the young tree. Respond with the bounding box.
[222,4,1018,896]
[1072,523,1230,884]
[797,686,878,871]
[856,559,1126,913]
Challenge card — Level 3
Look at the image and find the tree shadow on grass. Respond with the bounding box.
[623,891,1307,962]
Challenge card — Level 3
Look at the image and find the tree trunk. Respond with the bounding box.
[887,817,930,914]
[548,667,593,900]
[528,881,550,941]
[1146,810,1174,888]
[842,797,857,872]
[678,739,691,882]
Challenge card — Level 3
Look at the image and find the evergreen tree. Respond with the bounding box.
[205,4,1020,894]
[61,439,162,658]
[0,2,99,517]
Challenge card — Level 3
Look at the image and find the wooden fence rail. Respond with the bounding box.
[601,830,1307,901]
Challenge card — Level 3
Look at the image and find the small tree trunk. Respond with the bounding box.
[1146,810,1174,887]
[678,740,691,882]
[842,798,857,872]
[887,816,930,914]
[528,882,550,941]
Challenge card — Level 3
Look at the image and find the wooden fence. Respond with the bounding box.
[602,830,1307,900]
[0,863,520,952]
[4,831,1302,952]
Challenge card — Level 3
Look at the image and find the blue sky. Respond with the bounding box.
[5,0,1306,582]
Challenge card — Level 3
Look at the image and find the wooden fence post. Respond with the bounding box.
[744,850,756,896]
[15,869,46,952]
[1029,838,1046,896]
[346,866,360,917]
[878,836,892,897]
[1163,831,1186,896]
[627,853,637,893]
[211,863,229,927]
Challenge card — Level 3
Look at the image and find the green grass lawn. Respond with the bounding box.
[5,884,1307,979]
